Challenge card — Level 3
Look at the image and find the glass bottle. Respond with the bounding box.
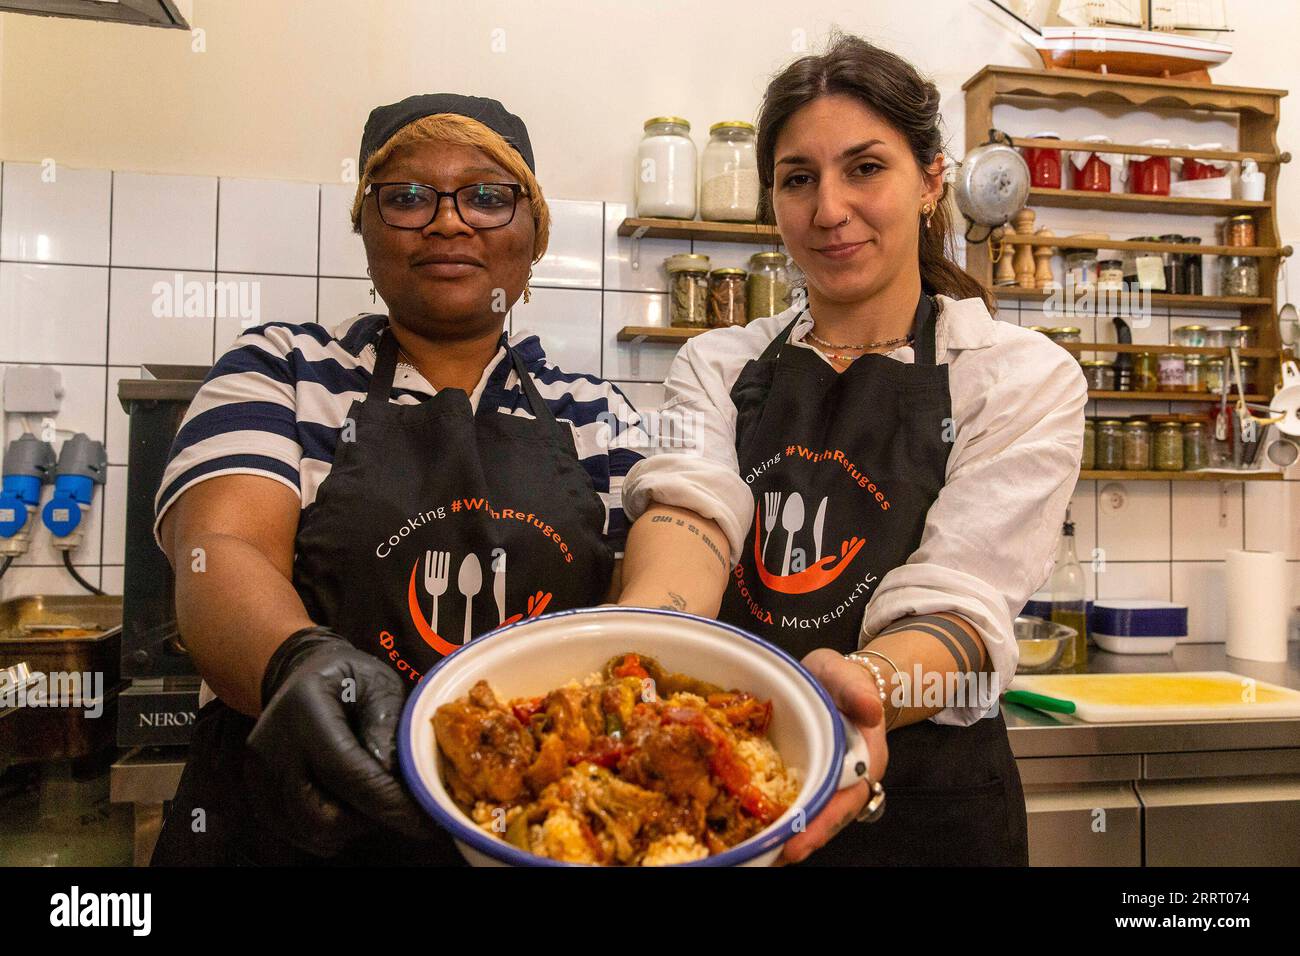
[1049,513,1089,671]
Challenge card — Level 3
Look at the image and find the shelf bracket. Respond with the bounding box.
[628,334,647,377]
[629,226,649,271]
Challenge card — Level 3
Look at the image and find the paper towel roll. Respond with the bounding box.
[1225,549,1290,662]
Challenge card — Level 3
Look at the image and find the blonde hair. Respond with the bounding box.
[350,112,550,262]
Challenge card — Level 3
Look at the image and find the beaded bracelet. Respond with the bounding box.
[845,648,902,730]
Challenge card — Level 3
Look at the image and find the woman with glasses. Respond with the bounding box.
[148,94,741,865]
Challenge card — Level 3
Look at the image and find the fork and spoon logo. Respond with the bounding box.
[419,549,551,646]
[761,491,829,575]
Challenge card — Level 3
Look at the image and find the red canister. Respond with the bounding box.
[1130,138,1172,196]
[1023,131,1062,189]
[1182,143,1228,180]
[1072,134,1114,192]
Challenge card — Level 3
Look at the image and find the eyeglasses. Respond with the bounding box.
[364,181,525,230]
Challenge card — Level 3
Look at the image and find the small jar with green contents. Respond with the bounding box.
[1183,421,1210,471]
[1082,420,1096,471]
[1155,422,1185,471]
[1095,419,1125,471]
[1123,420,1152,470]
[746,252,791,322]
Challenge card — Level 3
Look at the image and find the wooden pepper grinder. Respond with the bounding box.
[1012,208,1037,289]
[1034,228,1056,289]
[992,226,1017,286]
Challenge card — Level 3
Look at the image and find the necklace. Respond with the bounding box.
[806,328,913,351]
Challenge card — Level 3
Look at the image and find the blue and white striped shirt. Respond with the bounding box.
[154,314,647,554]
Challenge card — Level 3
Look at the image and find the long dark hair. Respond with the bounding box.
[755,32,994,311]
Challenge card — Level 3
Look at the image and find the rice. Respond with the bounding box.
[642,832,708,866]
[735,736,801,807]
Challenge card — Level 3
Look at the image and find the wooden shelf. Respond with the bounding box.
[1080,469,1281,482]
[1026,187,1273,217]
[993,287,1271,308]
[1012,137,1286,166]
[1088,390,1268,402]
[617,326,709,344]
[617,217,781,245]
[998,234,1289,258]
[1059,342,1275,357]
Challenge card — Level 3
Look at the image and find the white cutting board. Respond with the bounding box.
[1009,671,1300,722]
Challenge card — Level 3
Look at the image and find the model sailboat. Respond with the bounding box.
[992,0,1233,82]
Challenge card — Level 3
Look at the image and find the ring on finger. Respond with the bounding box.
[856,780,886,824]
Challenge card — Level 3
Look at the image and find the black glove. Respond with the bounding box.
[243,626,438,858]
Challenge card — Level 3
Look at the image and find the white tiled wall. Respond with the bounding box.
[2,160,1295,647]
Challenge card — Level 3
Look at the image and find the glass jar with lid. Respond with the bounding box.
[1183,356,1207,392]
[1080,360,1115,391]
[1158,353,1186,392]
[1159,234,1187,295]
[665,253,710,327]
[1097,259,1124,292]
[1183,422,1210,471]
[1229,324,1256,349]
[1238,358,1258,393]
[707,268,747,328]
[1064,251,1097,297]
[1226,215,1257,248]
[1173,324,1208,347]
[1155,422,1185,471]
[1133,352,1159,392]
[1095,420,1126,471]
[700,121,759,222]
[634,117,697,219]
[1221,255,1259,297]
[1205,357,1227,394]
[1082,420,1096,471]
[1123,420,1153,470]
[1048,327,1082,344]
[746,252,791,321]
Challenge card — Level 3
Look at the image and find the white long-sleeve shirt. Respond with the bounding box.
[622,294,1087,725]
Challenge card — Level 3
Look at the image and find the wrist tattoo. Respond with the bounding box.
[880,615,987,673]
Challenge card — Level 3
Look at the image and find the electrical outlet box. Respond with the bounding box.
[3,366,64,415]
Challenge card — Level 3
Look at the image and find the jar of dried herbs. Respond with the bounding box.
[1155,422,1185,471]
[1123,420,1153,471]
[1095,419,1125,471]
[746,252,791,322]
[1183,422,1210,471]
[665,253,710,328]
[707,268,747,328]
[1082,419,1096,471]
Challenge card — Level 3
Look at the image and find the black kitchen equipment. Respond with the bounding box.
[1112,317,1133,391]
[117,366,209,746]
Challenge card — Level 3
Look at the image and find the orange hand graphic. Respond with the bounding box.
[750,504,866,595]
[503,590,552,626]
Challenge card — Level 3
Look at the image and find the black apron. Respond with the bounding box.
[717,295,1029,866]
[152,324,614,865]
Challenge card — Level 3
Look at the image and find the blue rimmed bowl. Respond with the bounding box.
[397,606,871,867]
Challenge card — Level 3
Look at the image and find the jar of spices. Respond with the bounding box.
[1158,353,1186,392]
[1082,420,1096,471]
[1159,234,1187,295]
[1133,352,1160,392]
[1205,357,1226,394]
[1183,356,1207,392]
[707,268,747,328]
[1097,259,1124,292]
[1064,251,1097,297]
[1173,324,1208,348]
[1183,422,1210,471]
[1221,255,1259,297]
[1048,326,1082,344]
[746,252,791,321]
[1238,358,1258,393]
[1022,131,1063,189]
[1184,237,1203,295]
[700,122,760,222]
[1080,360,1116,391]
[1155,422,1185,471]
[1123,420,1153,470]
[665,253,710,327]
[1229,324,1256,349]
[1205,327,1234,349]
[1095,420,1126,471]
[635,117,697,219]
[1129,139,1172,195]
[1226,214,1257,248]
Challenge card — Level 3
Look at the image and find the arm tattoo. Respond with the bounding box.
[881,616,986,673]
[669,517,728,571]
[657,591,688,612]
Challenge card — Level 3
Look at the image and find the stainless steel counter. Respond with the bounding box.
[1006,641,1300,758]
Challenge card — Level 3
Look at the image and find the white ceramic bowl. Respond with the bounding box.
[398,606,871,867]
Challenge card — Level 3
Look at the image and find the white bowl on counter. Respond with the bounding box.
[397,606,872,867]
[1091,599,1188,655]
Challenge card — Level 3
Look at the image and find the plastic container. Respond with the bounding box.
[634,117,697,219]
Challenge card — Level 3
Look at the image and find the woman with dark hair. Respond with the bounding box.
[624,34,1086,865]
